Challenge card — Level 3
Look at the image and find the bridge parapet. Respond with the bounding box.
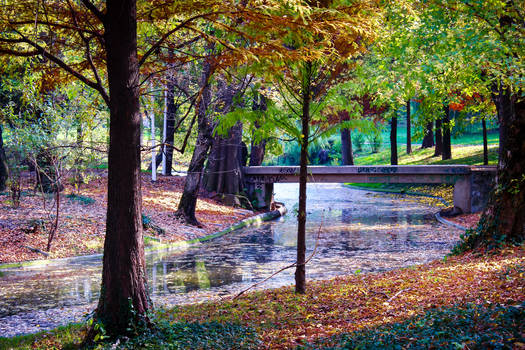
[244,165,497,214]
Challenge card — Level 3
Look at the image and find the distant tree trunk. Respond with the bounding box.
[406,100,412,154]
[175,60,214,226]
[162,72,177,175]
[390,116,398,165]
[434,117,443,157]
[442,105,452,160]
[92,0,150,338]
[296,62,312,295]
[421,122,434,148]
[0,125,8,191]
[340,128,354,165]
[482,117,488,165]
[463,86,525,249]
[249,135,266,166]
[249,94,267,166]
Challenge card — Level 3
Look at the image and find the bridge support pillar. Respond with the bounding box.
[453,177,472,213]
[246,182,274,210]
[453,168,496,214]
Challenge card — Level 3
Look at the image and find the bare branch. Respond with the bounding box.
[80,0,105,22]
[139,11,226,67]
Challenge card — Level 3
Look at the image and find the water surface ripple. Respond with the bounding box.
[0,184,460,336]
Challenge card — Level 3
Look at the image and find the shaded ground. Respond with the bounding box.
[0,171,254,264]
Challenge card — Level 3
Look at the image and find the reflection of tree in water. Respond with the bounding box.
[0,272,98,317]
[150,253,242,295]
[238,224,275,264]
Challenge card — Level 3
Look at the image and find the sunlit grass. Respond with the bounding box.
[354,144,498,166]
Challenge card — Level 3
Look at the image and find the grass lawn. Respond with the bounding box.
[353,144,498,166]
[2,245,523,349]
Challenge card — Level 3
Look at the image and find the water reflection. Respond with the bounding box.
[0,184,461,335]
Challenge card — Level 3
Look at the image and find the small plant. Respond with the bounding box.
[66,193,95,205]
[353,132,365,152]
[368,132,382,153]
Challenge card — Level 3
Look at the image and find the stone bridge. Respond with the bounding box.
[244,165,497,213]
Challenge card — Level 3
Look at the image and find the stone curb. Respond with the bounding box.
[434,212,468,231]
[0,205,288,271]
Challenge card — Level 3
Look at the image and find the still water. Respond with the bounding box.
[0,184,460,336]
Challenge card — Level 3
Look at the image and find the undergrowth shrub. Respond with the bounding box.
[301,302,525,349]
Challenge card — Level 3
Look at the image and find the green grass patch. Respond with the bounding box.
[301,302,525,349]
[0,323,84,350]
[66,193,95,205]
[354,144,498,166]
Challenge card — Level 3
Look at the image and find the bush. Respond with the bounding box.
[97,321,259,349]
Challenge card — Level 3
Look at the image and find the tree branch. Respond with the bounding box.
[139,11,226,67]
[80,0,105,22]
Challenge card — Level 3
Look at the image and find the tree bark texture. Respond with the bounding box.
[482,118,488,165]
[462,86,525,249]
[203,80,245,196]
[296,63,311,295]
[442,105,452,160]
[204,121,244,195]
[340,128,354,165]
[175,61,214,226]
[390,116,398,165]
[479,88,525,244]
[406,100,412,154]
[0,125,8,191]
[421,121,434,148]
[434,117,443,157]
[162,72,178,175]
[249,95,268,166]
[94,0,150,337]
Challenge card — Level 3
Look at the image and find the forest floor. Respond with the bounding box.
[0,170,255,264]
[2,244,523,349]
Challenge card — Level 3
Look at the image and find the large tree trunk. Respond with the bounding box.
[462,87,525,249]
[204,121,244,195]
[406,100,412,154]
[434,117,443,156]
[296,62,311,295]
[340,128,354,165]
[442,105,452,160]
[482,117,488,165]
[93,0,150,338]
[421,121,434,148]
[0,125,8,191]
[175,61,214,226]
[203,80,244,197]
[390,116,398,165]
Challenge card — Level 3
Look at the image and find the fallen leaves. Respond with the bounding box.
[166,245,525,349]
[0,171,255,264]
